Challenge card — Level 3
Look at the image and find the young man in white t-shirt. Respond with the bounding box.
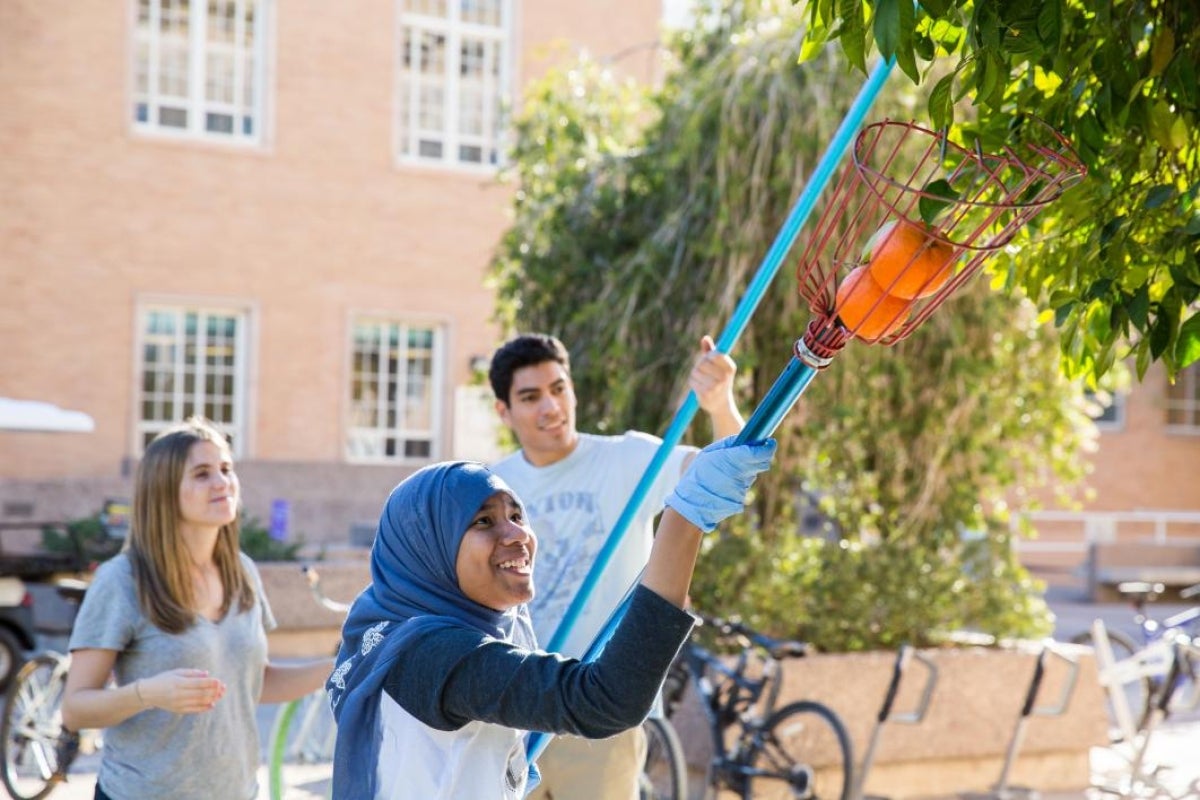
[488,333,743,800]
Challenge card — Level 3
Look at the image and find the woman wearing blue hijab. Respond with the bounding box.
[328,436,775,799]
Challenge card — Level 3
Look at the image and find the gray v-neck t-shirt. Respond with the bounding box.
[69,552,275,800]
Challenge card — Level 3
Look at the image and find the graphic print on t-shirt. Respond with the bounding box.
[522,488,606,642]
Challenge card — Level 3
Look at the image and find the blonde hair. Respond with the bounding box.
[128,417,255,633]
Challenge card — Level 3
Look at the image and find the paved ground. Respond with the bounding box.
[24,586,1200,799]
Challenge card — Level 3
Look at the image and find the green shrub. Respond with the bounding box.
[691,512,1053,653]
[238,516,304,562]
[40,516,124,566]
[43,513,305,564]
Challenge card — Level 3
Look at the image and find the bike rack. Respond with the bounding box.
[963,640,1080,800]
[848,644,938,800]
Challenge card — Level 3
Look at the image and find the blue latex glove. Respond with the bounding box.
[665,436,777,532]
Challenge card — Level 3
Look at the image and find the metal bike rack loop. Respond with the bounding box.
[849,644,939,800]
[963,641,1080,800]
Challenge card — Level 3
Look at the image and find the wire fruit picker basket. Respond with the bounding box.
[734,118,1087,444]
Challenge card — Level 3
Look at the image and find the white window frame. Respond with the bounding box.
[131,0,271,145]
[1165,363,1200,435]
[133,300,251,456]
[346,318,445,464]
[1083,388,1125,432]
[394,0,512,170]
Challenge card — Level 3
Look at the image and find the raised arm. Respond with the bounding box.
[688,334,745,440]
[646,436,774,605]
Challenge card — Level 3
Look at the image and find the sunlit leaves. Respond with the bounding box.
[798,0,1200,381]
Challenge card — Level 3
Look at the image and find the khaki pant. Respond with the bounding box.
[526,726,647,800]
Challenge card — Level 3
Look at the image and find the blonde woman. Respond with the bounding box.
[62,417,332,800]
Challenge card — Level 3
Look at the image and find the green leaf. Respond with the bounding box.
[1178,313,1200,368]
[919,179,959,225]
[1169,264,1200,297]
[928,73,956,131]
[919,0,954,15]
[1099,215,1126,247]
[1143,184,1177,210]
[894,0,919,82]
[1150,315,1174,359]
[837,0,868,73]
[1085,278,1113,301]
[974,49,1005,108]
[873,0,900,59]
[1054,300,1076,328]
[1149,27,1175,78]
[1135,339,1151,380]
[1035,0,1061,47]
[1127,284,1150,333]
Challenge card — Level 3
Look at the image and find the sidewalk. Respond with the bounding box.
[42,720,1200,799]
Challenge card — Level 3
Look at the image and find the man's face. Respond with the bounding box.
[496,361,579,466]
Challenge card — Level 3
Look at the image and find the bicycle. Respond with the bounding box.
[0,581,90,800]
[1090,632,1200,799]
[267,565,348,800]
[1071,580,1200,737]
[664,611,853,800]
[639,714,687,800]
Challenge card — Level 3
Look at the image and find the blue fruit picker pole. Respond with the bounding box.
[526,56,895,765]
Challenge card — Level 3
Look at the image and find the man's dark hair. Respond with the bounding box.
[488,333,571,405]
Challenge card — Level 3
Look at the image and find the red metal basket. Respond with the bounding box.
[794,119,1087,355]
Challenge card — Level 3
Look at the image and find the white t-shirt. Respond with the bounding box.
[376,693,529,800]
[492,431,695,658]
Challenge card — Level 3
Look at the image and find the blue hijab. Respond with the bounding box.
[327,461,537,799]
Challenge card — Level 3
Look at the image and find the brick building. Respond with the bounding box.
[0,0,664,543]
[2,1,1198,580]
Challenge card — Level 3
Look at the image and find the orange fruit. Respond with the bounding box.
[862,219,957,300]
[835,265,911,342]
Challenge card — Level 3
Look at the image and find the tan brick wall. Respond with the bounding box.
[1079,361,1200,511]
[2,1,1197,547]
[0,0,663,536]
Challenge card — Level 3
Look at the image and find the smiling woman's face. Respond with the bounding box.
[455,491,537,611]
[177,439,239,532]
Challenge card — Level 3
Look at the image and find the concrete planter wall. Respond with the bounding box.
[258,562,1109,798]
[670,644,1109,799]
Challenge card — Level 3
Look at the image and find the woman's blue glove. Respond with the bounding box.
[664,436,777,532]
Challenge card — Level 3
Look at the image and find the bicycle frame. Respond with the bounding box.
[678,616,805,790]
[1119,584,1200,719]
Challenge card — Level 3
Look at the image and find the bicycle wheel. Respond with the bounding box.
[1070,628,1151,734]
[1,653,77,800]
[640,717,686,800]
[739,700,852,800]
[268,690,335,800]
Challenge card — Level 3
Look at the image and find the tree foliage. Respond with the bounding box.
[801,0,1200,381]
[491,1,1093,649]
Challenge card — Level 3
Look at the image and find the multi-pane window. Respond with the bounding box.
[1166,363,1200,433]
[396,0,510,167]
[348,320,443,462]
[137,305,247,453]
[133,0,267,142]
[1084,388,1124,432]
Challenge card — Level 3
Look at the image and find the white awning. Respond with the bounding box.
[0,397,95,433]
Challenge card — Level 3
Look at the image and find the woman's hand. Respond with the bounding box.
[665,436,777,532]
[138,668,226,713]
